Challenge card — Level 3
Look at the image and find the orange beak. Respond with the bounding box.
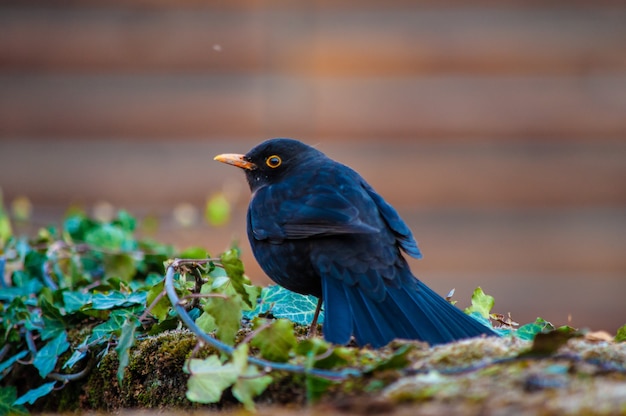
[213,153,257,171]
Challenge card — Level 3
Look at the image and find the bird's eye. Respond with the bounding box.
[266,155,282,168]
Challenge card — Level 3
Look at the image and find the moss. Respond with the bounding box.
[79,329,216,411]
[10,328,626,414]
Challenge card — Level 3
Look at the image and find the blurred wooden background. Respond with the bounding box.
[1,1,625,332]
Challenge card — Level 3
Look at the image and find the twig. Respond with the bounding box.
[164,259,360,381]
[241,320,274,345]
[138,289,167,323]
[0,256,6,288]
[48,360,94,383]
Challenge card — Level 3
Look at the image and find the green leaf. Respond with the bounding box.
[33,331,69,378]
[0,207,12,247]
[145,280,170,322]
[250,318,297,362]
[295,338,350,370]
[366,344,414,373]
[294,338,338,402]
[24,251,46,281]
[178,246,208,259]
[463,287,494,319]
[63,212,94,242]
[245,285,323,325]
[115,316,139,385]
[88,309,130,343]
[220,249,254,308]
[84,223,131,251]
[113,210,136,232]
[204,296,241,346]
[63,337,89,370]
[91,291,146,310]
[185,343,271,410]
[194,311,216,334]
[615,324,626,342]
[231,344,273,411]
[516,317,555,341]
[62,291,92,313]
[103,253,136,281]
[185,356,238,404]
[205,193,231,226]
[0,386,28,416]
[14,382,56,406]
[305,375,334,403]
[0,351,28,380]
[40,316,66,341]
[522,327,580,356]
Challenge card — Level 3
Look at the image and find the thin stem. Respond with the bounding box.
[164,259,360,381]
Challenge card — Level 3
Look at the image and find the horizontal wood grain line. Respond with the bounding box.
[1,139,624,208]
[1,8,625,75]
[1,75,625,139]
[3,0,624,10]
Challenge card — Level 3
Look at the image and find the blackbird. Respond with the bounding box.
[215,138,496,347]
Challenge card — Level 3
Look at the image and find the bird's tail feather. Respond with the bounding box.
[322,272,496,348]
[387,279,496,345]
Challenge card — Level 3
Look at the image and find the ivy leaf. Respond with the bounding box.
[33,331,69,378]
[63,291,92,313]
[366,344,414,373]
[63,337,89,370]
[0,386,28,416]
[231,344,273,411]
[306,375,334,403]
[463,287,494,319]
[88,309,130,343]
[91,291,146,310]
[185,356,238,404]
[245,285,323,325]
[250,318,297,362]
[13,381,56,406]
[521,327,580,357]
[84,223,130,251]
[295,338,350,370]
[145,280,170,322]
[40,316,66,341]
[293,338,338,402]
[615,324,626,343]
[103,253,136,282]
[195,311,216,334]
[205,296,241,346]
[0,351,28,380]
[516,317,555,341]
[63,212,94,242]
[113,210,136,232]
[178,246,209,259]
[116,316,139,385]
[220,249,254,308]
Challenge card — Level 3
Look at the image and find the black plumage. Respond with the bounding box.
[215,138,496,348]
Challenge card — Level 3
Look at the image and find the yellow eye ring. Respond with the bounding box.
[266,155,282,168]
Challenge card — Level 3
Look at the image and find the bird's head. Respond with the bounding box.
[214,138,325,191]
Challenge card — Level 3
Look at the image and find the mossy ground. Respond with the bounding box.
[25,329,626,415]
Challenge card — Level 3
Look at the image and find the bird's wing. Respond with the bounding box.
[250,184,379,241]
[279,191,380,238]
[362,182,422,259]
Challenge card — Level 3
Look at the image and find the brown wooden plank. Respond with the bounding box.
[3,0,624,10]
[1,8,625,75]
[0,139,624,209]
[1,75,625,139]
